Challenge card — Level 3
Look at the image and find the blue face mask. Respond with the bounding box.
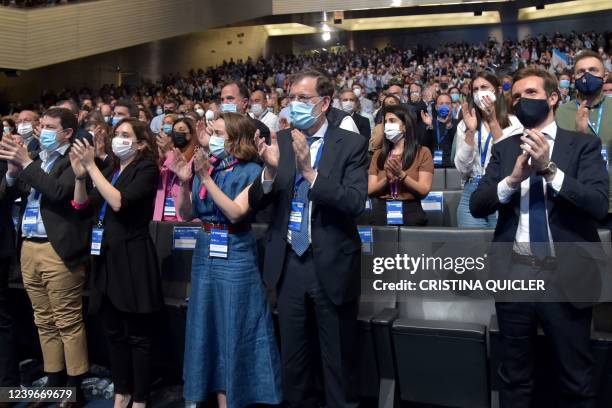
[559,79,571,89]
[575,72,603,96]
[162,124,173,134]
[221,103,237,113]
[111,117,121,126]
[436,104,451,119]
[40,128,61,151]
[450,93,460,103]
[502,82,512,92]
[290,100,321,130]
[209,134,227,159]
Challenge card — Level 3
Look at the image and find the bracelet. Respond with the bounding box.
[75,175,87,181]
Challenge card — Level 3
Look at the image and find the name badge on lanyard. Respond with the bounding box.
[365,198,372,211]
[433,150,443,166]
[386,201,403,225]
[23,191,41,234]
[358,226,373,254]
[91,171,120,256]
[478,128,493,174]
[289,199,305,232]
[164,197,176,217]
[209,228,228,258]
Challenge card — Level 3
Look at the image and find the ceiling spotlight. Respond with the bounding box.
[391,0,402,6]
[322,32,331,41]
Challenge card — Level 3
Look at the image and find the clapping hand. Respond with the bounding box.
[71,139,96,170]
[193,148,211,181]
[255,129,279,179]
[169,148,193,183]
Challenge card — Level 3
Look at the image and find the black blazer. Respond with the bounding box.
[351,112,371,139]
[0,161,16,258]
[469,127,609,301]
[85,159,163,314]
[421,118,457,168]
[0,149,91,268]
[249,124,369,305]
[326,107,350,129]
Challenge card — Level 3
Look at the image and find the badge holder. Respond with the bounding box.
[209,228,229,258]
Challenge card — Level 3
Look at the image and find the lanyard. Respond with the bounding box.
[576,101,604,136]
[435,121,448,146]
[294,138,324,190]
[97,171,121,227]
[477,127,493,170]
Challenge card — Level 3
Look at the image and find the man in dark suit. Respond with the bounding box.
[470,68,609,408]
[338,89,372,139]
[249,69,368,407]
[0,157,20,390]
[0,107,91,405]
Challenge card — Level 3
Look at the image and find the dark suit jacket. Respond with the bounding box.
[421,117,457,168]
[326,107,350,129]
[351,112,371,139]
[85,159,163,314]
[0,148,91,268]
[249,124,369,305]
[0,161,16,258]
[469,127,609,302]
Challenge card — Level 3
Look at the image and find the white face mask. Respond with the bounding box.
[205,110,215,122]
[353,88,362,97]
[384,122,403,143]
[341,101,355,113]
[195,108,205,117]
[112,138,137,161]
[17,122,33,137]
[250,103,264,117]
[473,90,497,110]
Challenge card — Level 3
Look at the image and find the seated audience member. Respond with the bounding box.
[558,69,574,104]
[249,90,279,132]
[339,89,372,139]
[16,110,41,157]
[368,105,434,226]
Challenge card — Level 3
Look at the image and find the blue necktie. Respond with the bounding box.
[529,173,552,260]
[290,137,317,256]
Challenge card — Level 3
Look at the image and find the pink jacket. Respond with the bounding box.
[153,150,195,222]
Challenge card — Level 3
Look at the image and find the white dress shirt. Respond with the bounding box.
[496,120,565,255]
[455,114,524,179]
[251,110,279,132]
[262,120,328,245]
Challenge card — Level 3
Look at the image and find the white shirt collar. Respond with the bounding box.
[39,142,70,162]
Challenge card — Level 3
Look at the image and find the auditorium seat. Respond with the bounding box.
[392,318,489,407]
[371,308,401,407]
[432,168,445,191]
[445,167,463,190]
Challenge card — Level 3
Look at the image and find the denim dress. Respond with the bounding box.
[183,161,282,406]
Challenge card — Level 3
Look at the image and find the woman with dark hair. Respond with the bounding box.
[2,117,16,136]
[368,105,434,226]
[172,112,281,408]
[454,71,523,228]
[70,118,163,408]
[369,94,404,151]
[153,117,197,221]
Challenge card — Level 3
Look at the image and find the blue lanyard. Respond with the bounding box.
[435,122,448,146]
[294,138,325,190]
[477,128,493,170]
[576,101,604,136]
[97,171,121,227]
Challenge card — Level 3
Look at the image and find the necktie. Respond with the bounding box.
[290,137,317,256]
[529,173,552,260]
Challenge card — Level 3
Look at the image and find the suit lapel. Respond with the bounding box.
[506,135,524,218]
[316,127,341,180]
[549,128,573,213]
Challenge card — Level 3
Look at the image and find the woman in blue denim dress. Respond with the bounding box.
[172,112,281,408]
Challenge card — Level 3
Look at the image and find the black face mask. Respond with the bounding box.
[164,109,175,115]
[513,97,550,129]
[171,131,189,149]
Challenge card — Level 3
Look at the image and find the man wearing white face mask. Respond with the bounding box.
[352,83,374,115]
[16,110,40,158]
[0,108,90,403]
[249,90,279,132]
[339,89,371,139]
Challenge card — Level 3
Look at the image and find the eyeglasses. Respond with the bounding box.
[287,94,321,104]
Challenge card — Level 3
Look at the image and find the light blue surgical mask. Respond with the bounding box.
[221,103,237,113]
[162,124,173,134]
[559,79,570,89]
[111,117,121,126]
[290,100,322,130]
[40,128,62,151]
[450,93,460,103]
[3,127,10,135]
[209,134,227,159]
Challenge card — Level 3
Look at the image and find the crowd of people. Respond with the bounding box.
[0,28,611,408]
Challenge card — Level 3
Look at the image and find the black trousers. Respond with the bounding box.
[0,256,20,387]
[99,297,157,403]
[496,263,596,408]
[277,248,359,408]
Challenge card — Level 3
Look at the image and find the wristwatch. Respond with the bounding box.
[536,161,557,177]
